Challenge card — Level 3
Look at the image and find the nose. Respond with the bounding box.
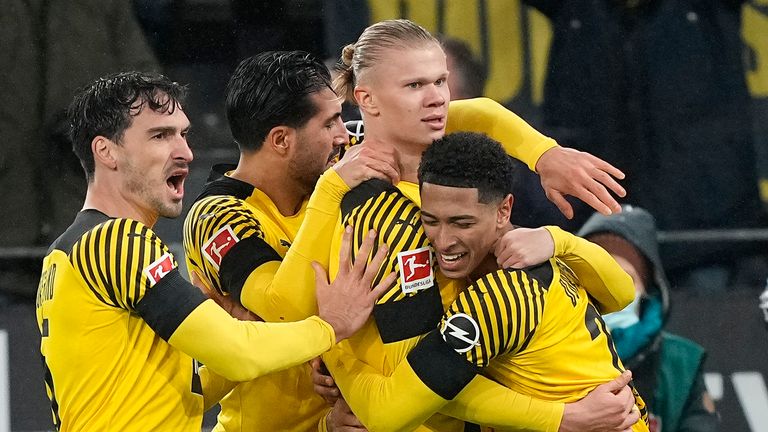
[333,117,347,146]
[175,135,194,163]
[425,83,446,108]
[430,225,455,251]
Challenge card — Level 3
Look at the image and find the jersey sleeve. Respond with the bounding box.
[247,168,351,322]
[322,338,563,432]
[337,179,444,344]
[446,97,558,171]
[544,225,635,313]
[183,195,281,303]
[70,218,180,311]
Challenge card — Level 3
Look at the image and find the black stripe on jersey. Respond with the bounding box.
[77,228,116,307]
[407,330,477,400]
[341,179,398,218]
[521,261,554,288]
[135,269,207,341]
[42,356,62,430]
[463,282,489,366]
[511,271,543,354]
[194,164,252,201]
[219,235,282,300]
[373,284,443,343]
[48,209,110,254]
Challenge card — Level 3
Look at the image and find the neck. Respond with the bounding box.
[230,150,307,216]
[83,175,158,227]
[363,120,429,184]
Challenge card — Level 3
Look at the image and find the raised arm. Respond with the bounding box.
[494,226,634,313]
[447,97,625,218]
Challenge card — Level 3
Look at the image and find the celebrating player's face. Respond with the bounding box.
[291,88,346,193]
[420,183,507,279]
[115,99,192,219]
[362,42,450,151]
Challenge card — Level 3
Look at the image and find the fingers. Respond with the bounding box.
[600,370,632,394]
[312,261,329,287]
[589,153,626,180]
[350,230,377,278]
[338,225,354,276]
[546,190,575,220]
[370,271,397,301]
[615,406,640,431]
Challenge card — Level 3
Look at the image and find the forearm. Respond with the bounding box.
[447,98,558,171]
[441,375,563,432]
[170,300,336,382]
[322,344,448,432]
[544,226,634,313]
[242,169,349,321]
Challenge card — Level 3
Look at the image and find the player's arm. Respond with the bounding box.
[323,269,561,432]
[495,226,635,313]
[447,98,625,218]
[92,219,389,382]
[243,145,399,322]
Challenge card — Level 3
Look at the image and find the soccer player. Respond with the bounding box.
[35,71,394,431]
[300,19,642,431]
[183,45,632,430]
[183,51,400,431]
[323,131,650,432]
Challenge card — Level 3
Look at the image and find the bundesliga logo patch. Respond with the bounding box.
[202,226,239,270]
[143,253,175,286]
[396,246,433,294]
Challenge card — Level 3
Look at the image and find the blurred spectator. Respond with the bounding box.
[579,205,719,432]
[438,35,487,100]
[524,0,763,287]
[0,1,158,296]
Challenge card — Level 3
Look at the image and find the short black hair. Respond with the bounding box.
[68,71,187,181]
[225,51,334,151]
[418,132,515,203]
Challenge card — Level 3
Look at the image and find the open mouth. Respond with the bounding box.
[327,146,342,164]
[422,115,445,128]
[166,170,187,197]
[440,252,466,263]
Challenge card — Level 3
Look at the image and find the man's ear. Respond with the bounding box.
[497,194,514,228]
[92,136,117,170]
[265,125,294,157]
[354,85,379,117]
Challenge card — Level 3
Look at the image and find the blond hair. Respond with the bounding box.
[334,19,439,104]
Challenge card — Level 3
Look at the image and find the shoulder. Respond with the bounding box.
[341,179,402,217]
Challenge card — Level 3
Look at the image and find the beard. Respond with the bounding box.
[123,159,183,220]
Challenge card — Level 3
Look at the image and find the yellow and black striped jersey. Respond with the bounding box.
[183,165,330,432]
[409,259,648,431]
[36,209,208,431]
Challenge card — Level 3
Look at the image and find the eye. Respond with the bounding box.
[435,78,446,86]
[407,82,422,89]
[454,222,474,229]
[421,218,438,226]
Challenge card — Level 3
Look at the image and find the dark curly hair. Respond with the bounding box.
[68,71,187,181]
[226,51,333,151]
[418,132,515,203]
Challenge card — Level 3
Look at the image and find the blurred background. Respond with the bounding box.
[1,0,768,430]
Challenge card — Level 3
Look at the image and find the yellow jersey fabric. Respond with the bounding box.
[183,164,335,432]
[37,210,206,431]
[38,208,339,432]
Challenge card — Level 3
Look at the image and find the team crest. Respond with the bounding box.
[143,253,175,286]
[202,226,239,270]
[440,313,480,353]
[396,246,433,294]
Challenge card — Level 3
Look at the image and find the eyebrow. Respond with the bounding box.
[146,125,190,135]
[325,112,342,123]
[421,211,476,222]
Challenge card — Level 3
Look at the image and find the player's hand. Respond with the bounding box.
[313,225,397,342]
[190,272,262,321]
[333,142,400,187]
[559,370,640,432]
[494,227,555,269]
[535,146,626,219]
[310,357,341,405]
[325,398,368,431]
